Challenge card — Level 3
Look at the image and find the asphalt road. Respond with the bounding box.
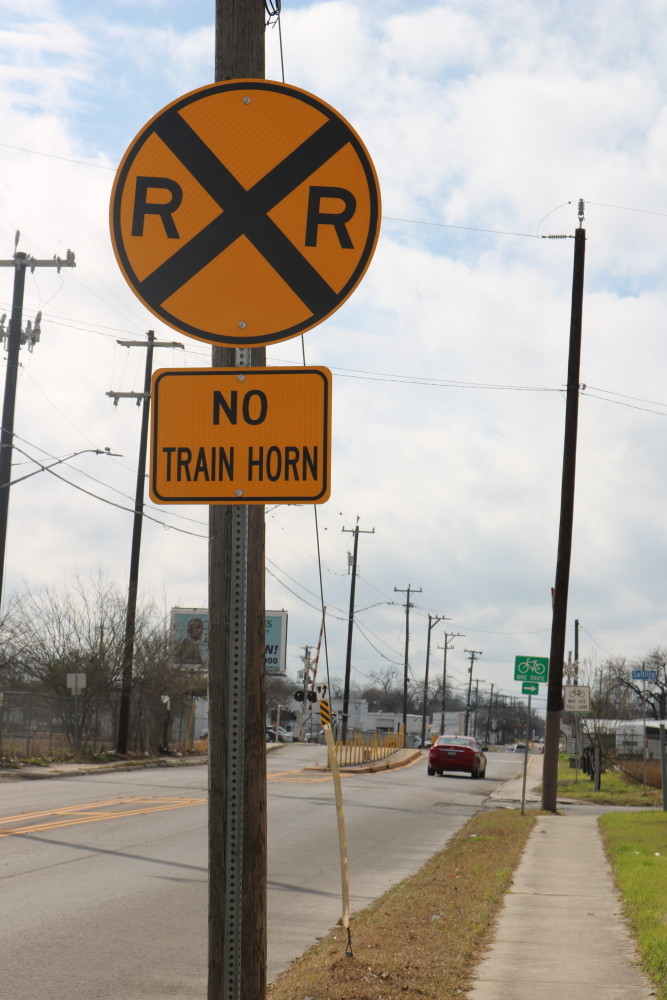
[0,747,520,998]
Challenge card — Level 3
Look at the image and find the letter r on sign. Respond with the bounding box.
[305,186,356,249]
[132,177,183,238]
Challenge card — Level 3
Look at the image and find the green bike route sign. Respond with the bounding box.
[514,655,549,684]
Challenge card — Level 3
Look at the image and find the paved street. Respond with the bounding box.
[0,747,520,996]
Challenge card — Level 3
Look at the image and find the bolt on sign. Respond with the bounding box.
[150,366,332,504]
[110,80,381,347]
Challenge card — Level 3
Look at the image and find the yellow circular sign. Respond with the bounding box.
[110,80,381,347]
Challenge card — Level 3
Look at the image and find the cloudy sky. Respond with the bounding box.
[1,0,666,716]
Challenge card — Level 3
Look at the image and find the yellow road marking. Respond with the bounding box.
[0,796,206,839]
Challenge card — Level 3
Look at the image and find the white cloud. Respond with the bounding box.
[0,0,666,707]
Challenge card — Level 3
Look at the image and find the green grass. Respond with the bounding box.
[557,753,663,807]
[600,812,667,998]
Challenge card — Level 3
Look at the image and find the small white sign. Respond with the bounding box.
[66,672,86,695]
[563,685,590,712]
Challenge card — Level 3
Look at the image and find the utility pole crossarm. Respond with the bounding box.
[0,251,75,270]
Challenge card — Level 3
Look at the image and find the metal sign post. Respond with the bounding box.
[66,673,86,755]
[223,499,248,998]
[520,693,532,815]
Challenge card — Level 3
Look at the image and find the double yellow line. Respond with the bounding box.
[0,795,206,839]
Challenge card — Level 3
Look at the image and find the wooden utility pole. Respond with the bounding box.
[394,584,421,744]
[542,202,586,813]
[420,614,449,745]
[463,649,482,736]
[438,632,464,734]
[113,332,184,755]
[210,4,266,1000]
[0,244,75,607]
[341,519,374,742]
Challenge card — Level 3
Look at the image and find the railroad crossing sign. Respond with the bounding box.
[110,79,381,347]
[514,655,549,684]
[149,366,331,504]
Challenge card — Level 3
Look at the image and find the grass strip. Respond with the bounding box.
[557,754,662,807]
[267,809,535,1000]
[600,811,667,1000]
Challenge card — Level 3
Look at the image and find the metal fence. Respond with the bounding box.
[332,727,404,767]
[0,690,197,759]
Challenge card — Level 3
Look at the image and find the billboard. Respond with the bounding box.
[171,608,209,668]
[170,608,287,674]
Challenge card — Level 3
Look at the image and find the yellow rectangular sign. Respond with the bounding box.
[150,367,331,504]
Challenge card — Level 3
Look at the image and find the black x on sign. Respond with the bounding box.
[110,80,381,347]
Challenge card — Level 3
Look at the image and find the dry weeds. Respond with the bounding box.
[267,808,535,1000]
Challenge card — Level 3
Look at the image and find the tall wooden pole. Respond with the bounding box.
[542,204,586,813]
[210,4,266,999]
[117,330,154,755]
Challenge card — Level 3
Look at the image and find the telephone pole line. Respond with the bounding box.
[484,683,495,747]
[421,613,450,746]
[341,519,374,742]
[542,202,587,813]
[0,239,75,606]
[211,5,267,1000]
[463,649,482,736]
[108,332,183,755]
[394,584,421,745]
[438,632,464,734]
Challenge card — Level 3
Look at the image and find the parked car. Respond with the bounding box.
[266,727,294,743]
[427,735,487,779]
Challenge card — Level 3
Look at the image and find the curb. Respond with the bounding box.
[0,754,209,781]
[306,749,422,775]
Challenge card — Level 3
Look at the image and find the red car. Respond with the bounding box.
[427,735,487,779]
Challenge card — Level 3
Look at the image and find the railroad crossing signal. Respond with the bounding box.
[110,79,381,347]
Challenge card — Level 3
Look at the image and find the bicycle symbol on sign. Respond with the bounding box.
[514,656,549,682]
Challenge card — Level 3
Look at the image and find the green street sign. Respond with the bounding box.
[522,682,539,695]
[514,655,549,684]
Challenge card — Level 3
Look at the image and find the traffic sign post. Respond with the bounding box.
[513,656,548,814]
[110,80,381,348]
[149,366,332,504]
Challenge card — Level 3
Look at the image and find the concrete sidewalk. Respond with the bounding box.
[467,753,654,1000]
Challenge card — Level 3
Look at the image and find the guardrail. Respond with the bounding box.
[331,727,404,767]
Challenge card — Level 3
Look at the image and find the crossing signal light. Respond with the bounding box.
[294,689,318,702]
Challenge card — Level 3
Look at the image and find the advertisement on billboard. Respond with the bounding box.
[171,607,287,674]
